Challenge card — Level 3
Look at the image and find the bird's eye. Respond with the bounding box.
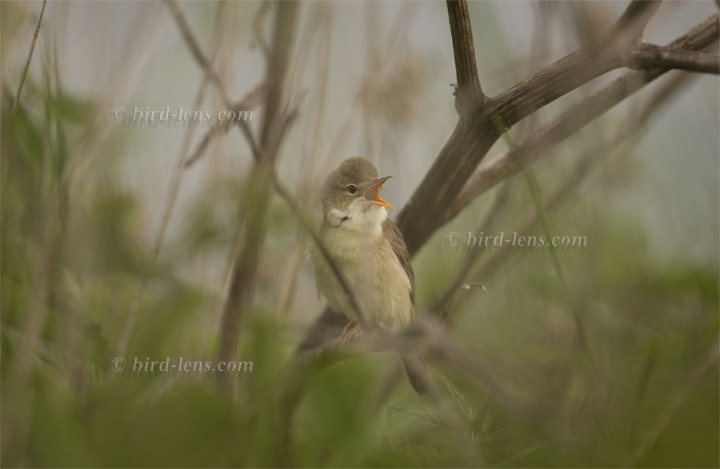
[346,185,358,195]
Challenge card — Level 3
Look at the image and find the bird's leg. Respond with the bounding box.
[340,321,363,346]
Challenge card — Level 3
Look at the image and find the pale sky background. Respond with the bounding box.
[3,0,718,289]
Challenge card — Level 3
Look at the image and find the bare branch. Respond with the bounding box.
[408,13,719,254]
[449,13,719,224]
[397,6,685,255]
[491,5,711,127]
[450,72,652,219]
[492,46,619,126]
[12,0,47,119]
[446,0,486,115]
[630,42,719,74]
[654,13,720,53]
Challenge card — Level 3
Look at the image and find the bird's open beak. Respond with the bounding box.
[363,176,395,210]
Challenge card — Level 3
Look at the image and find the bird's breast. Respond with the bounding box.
[312,228,413,329]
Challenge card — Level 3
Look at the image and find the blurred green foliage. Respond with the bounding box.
[2,23,718,469]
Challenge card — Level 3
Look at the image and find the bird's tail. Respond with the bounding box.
[401,353,432,395]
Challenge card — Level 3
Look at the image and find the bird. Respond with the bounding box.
[310,156,429,395]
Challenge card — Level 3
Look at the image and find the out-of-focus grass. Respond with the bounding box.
[2,13,718,469]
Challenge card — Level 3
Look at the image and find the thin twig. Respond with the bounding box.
[165,0,262,160]
[183,79,266,168]
[12,0,48,119]
[165,0,230,105]
[272,180,368,328]
[182,121,232,169]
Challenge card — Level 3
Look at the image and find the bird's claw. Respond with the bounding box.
[340,322,363,346]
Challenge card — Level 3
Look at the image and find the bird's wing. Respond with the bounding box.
[382,219,415,305]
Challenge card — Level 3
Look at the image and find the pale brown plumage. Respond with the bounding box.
[309,156,429,394]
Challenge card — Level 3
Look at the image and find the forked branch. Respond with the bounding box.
[398,9,718,256]
[448,13,719,226]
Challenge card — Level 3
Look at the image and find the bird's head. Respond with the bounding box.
[320,156,395,229]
